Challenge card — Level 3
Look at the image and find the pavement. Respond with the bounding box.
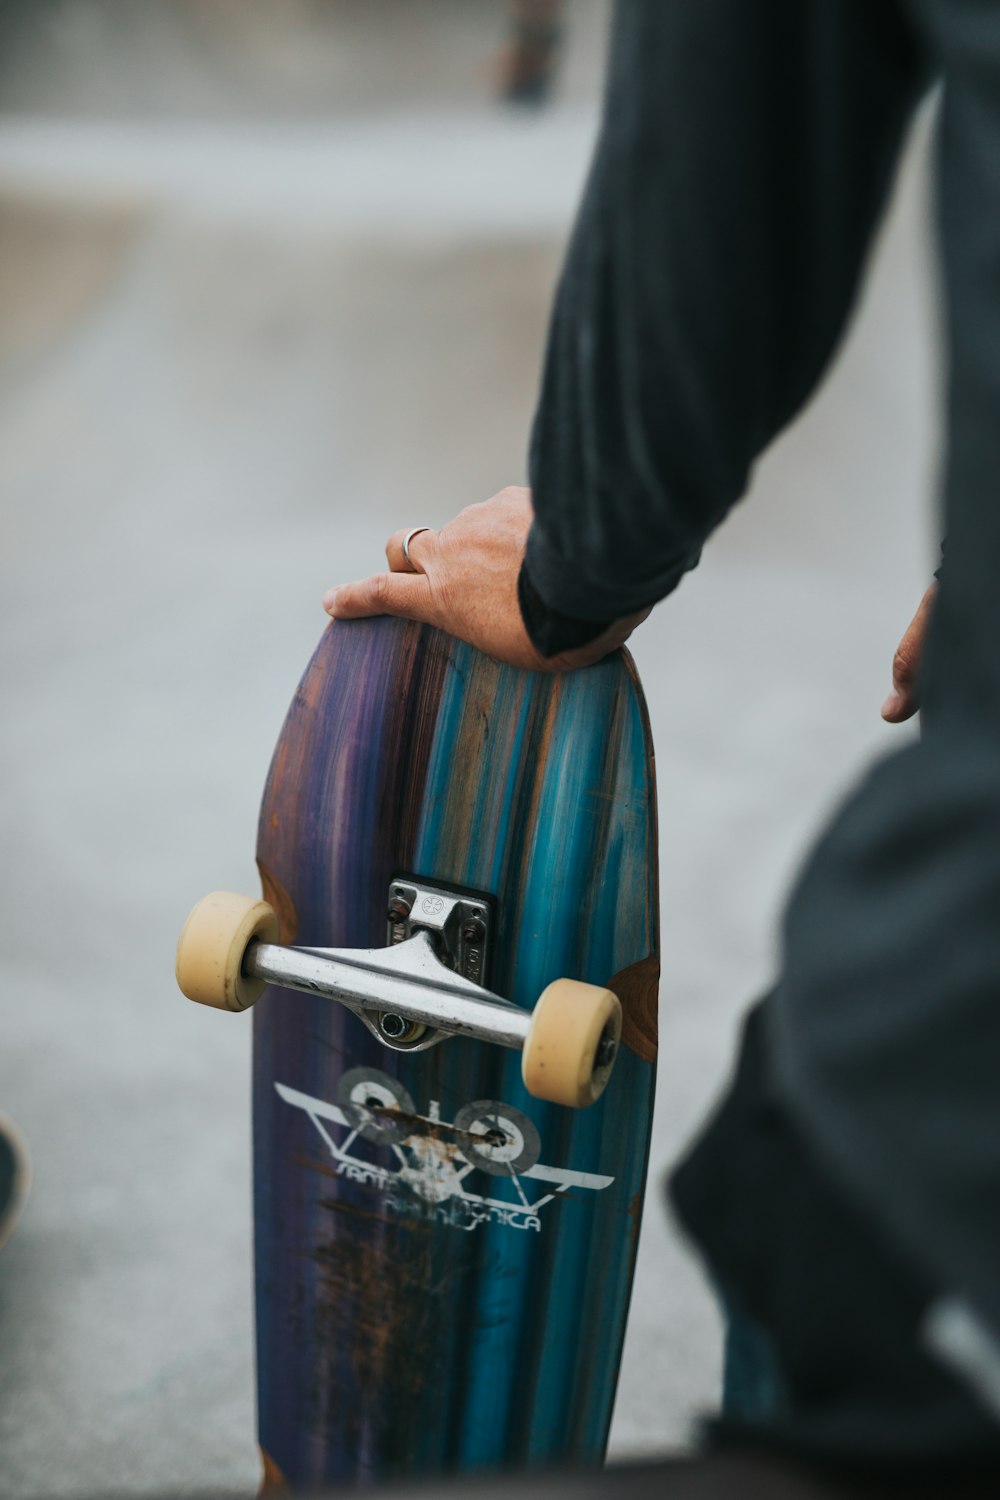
[0,4,937,1496]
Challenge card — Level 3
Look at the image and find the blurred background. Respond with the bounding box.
[0,3,936,1496]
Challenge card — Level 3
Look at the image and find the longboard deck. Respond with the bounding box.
[253,617,658,1488]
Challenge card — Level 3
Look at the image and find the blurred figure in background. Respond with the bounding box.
[330,0,1000,1478]
[0,1114,30,1253]
[497,0,565,106]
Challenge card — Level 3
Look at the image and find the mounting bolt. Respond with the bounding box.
[461,916,487,946]
[387,893,412,924]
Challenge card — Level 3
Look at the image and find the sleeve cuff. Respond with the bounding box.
[517,562,613,658]
[524,521,700,623]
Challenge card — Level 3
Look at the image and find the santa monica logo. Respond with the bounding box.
[275,1068,614,1234]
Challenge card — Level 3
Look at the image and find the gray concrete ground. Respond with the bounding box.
[0,5,936,1496]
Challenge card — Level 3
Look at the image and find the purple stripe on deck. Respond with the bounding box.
[254,621,452,1484]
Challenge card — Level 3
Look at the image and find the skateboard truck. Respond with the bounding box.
[385,878,493,989]
[176,888,622,1108]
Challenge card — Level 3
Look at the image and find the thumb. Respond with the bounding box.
[323,571,436,625]
[882,634,919,722]
[881,583,936,724]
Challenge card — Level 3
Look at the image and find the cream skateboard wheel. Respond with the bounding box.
[521,979,622,1108]
[176,891,279,1012]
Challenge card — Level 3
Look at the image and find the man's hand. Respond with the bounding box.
[882,583,937,723]
[322,486,648,671]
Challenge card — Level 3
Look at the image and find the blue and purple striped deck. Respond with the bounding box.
[253,617,658,1489]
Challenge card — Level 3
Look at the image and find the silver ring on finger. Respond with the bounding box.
[401,526,431,571]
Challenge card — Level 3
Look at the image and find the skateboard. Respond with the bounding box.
[177,616,658,1490]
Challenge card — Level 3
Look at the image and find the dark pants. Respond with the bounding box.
[671,1004,1000,1472]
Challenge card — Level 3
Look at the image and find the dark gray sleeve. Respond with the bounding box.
[524,0,925,631]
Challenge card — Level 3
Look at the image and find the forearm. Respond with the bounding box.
[523,0,925,643]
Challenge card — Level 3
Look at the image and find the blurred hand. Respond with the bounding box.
[322,486,647,672]
[881,583,937,723]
